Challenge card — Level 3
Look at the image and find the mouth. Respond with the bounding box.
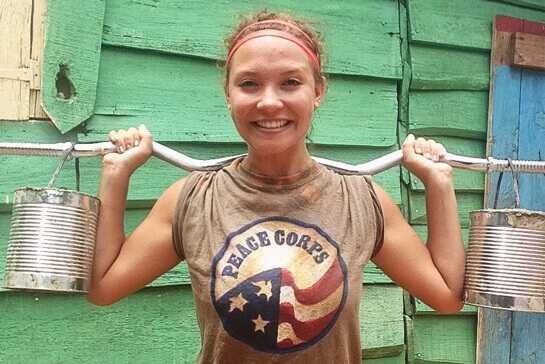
[253,120,292,130]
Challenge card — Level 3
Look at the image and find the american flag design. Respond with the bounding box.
[211,217,348,354]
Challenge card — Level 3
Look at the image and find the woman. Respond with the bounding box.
[86,10,465,363]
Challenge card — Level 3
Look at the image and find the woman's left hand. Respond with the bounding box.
[402,134,452,185]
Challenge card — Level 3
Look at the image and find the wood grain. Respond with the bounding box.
[511,32,545,70]
[41,0,106,132]
[101,0,402,79]
[0,0,31,120]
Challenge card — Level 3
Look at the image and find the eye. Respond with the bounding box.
[239,80,258,88]
[284,78,301,86]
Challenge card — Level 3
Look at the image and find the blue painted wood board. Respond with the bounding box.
[479,309,513,364]
[486,66,521,210]
[480,65,520,364]
[480,65,545,364]
[509,68,545,364]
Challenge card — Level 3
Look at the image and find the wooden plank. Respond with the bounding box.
[409,191,483,227]
[84,46,398,147]
[410,45,490,90]
[101,0,401,79]
[398,1,411,125]
[409,91,488,139]
[511,32,545,70]
[0,286,203,363]
[360,284,405,358]
[0,283,405,361]
[0,0,31,120]
[29,0,48,119]
[365,353,406,364]
[0,120,79,209]
[517,69,545,211]
[496,14,545,35]
[491,0,545,11]
[406,136,486,192]
[405,315,416,364]
[510,312,545,363]
[477,20,521,364]
[0,120,79,142]
[477,308,512,364]
[364,261,392,284]
[413,315,477,364]
[415,299,477,315]
[408,0,545,50]
[41,0,106,132]
[0,211,11,292]
[485,66,521,209]
[508,67,545,364]
[0,155,77,207]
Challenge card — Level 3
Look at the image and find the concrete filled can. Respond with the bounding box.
[2,188,100,293]
[464,209,545,312]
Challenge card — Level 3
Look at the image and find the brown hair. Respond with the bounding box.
[223,10,326,85]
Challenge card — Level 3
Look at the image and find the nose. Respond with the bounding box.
[256,86,283,112]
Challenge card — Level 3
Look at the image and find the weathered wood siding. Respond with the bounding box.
[1,0,545,363]
[406,1,545,363]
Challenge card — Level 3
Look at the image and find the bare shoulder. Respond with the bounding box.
[148,177,188,222]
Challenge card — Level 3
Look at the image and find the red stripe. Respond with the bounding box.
[495,15,545,37]
[280,258,343,305]
[277,338,294,349]
[523,20,545,37]
[495,15,524,33]
[278,303,338,342]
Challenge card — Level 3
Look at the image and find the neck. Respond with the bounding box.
[241,144,313,177]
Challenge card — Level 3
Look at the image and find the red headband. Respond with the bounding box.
[226,20,320,72]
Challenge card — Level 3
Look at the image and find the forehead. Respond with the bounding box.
[229,36,313,75]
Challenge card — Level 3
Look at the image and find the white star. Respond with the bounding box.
[228,293,248,312]
[253,280,273,301]
[252,314,269,333]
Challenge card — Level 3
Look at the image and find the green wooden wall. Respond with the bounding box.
[1,1,545,363]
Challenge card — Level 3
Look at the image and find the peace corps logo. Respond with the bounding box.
[210,217,348,354]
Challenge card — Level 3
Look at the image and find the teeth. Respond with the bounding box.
[255,120,289,129]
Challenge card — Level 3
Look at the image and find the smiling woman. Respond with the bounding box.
[225,34,325,175]
[85,9,465,364]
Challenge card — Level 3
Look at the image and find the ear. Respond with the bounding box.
[223,79,231,109]
[314,76,327,106]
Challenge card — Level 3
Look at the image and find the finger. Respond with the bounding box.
[402,133,415,148]
[108,130,119,143]
[116,130,127,153]
[125,127,140,150]
[436,143,447,160]
[138,124,153,149]
[121,127,136,150]
[402,134,416,160]
[426,139,439,161]
[415,137,431,158]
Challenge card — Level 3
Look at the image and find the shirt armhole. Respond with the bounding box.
[171,173,202,261]
[171,186,186,260]
[364,175,385,258]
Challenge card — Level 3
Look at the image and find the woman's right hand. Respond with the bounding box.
[103,124,153,177]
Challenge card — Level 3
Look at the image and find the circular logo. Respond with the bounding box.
[210,217,348,354]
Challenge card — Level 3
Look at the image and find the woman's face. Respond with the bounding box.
[225,36,325,157]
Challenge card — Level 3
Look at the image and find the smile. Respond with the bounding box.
[254,120,291,129]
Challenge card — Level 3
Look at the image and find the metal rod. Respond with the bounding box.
[1,141,545,176]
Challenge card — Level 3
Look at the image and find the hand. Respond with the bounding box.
[102,124,153,177]
[402,134,452,185]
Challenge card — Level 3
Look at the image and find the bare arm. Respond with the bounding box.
[86,126,183,306]
[372,135,465,314]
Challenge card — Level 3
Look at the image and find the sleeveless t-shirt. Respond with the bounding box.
[172,158,384,363]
